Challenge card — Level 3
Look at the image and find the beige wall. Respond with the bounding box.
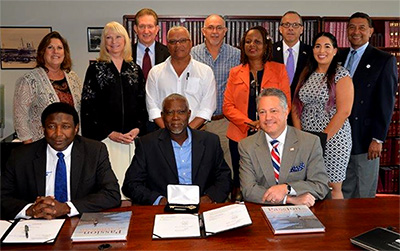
[1,0,399,138]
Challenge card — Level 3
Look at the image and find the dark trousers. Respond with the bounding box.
[229,139,240,188]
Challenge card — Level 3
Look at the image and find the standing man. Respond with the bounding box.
[239,88,329,207]
[341,12,398,198]
[191,14,240,178]
[132,8,169,80]
[146,26,217,130]
[1,102,120,220]
[123,94,232,205]
[272,11,312,124]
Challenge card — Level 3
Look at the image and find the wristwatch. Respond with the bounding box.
[286,183,292,195]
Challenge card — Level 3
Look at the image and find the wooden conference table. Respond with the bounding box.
[2,197,399,250]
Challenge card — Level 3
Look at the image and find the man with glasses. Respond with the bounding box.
[191,14,240,183]
[146,26,217,130]
[132,8,170,80]
[272,11,312,122]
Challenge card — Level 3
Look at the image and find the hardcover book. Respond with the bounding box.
[71,211,132,242]
[350,227,400,251]
[261,205,325,235]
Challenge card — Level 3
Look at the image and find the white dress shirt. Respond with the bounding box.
[282,40,301,73]
[146,56,217,122]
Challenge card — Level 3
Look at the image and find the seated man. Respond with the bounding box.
[1,102,121,220]
[239,88,329,207]
[123,93,232,205]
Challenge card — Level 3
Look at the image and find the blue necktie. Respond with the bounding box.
[346,50,357,75]
[55,152,67,203]
[270,140,280,184]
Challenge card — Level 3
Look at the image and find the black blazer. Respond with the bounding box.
[338,44,398,154]
[122,128,232,205]
[272,40,312,99]
[132,41,170,66]
[1,136,121,219]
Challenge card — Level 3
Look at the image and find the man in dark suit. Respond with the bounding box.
[122,93,232,205]
[1,103,121,220]
[132,8,170,80]
[272,11,312,125]
[239,88,329,207]
[340,12,398,198]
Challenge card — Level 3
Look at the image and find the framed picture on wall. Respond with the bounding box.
[0,26,52,69]
[87,27,103,52]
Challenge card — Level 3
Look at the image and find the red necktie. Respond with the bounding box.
[142,47,151,80]
[270,140,280,184]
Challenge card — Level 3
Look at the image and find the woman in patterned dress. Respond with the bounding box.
[81,21,147,198]
[292,32,354,199]
[13,31,82,143]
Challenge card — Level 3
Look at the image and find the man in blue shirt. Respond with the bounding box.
[122,94,232,205]
[191,14,240,199]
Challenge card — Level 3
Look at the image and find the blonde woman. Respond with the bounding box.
[81,21,147,198]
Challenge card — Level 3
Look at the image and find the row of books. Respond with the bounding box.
[377,166,399,194]
[380,138,400,166]
[386,21,400,47]
[125,17,318,47]
[387,111,400,138]
[389,51,400,76]
[323,21,400,48]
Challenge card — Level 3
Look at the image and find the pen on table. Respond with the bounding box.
[24,225,29,239]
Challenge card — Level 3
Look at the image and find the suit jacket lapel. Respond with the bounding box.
[191,130,205,181]
[279,127,299,182]
[353,44,373,84]
[33,139,48,196]
[238,64,250,86]
[158,129,179,178]
[70,137,84,199]
[254,132,276,186]
[132,43,138,62]
[274,41,284,63]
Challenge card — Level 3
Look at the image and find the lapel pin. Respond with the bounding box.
[290,147,295,151]
[366,64,371,68]
[277,47,281,51]
[303,51,307,54]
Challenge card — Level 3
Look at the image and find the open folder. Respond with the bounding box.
[152,203,252,239]
[1,219,65,243]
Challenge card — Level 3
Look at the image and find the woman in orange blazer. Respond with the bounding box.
[223,26,291,201]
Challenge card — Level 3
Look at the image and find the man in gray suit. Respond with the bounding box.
[239,88,329,207]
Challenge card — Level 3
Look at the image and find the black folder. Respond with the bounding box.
[350,227,400,251]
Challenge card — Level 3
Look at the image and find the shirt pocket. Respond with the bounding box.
[185,77,201,95]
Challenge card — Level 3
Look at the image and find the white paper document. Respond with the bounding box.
[153,214,200,239]
[3,219,65,243]
[203,203,252,236]
[0,220,12,239]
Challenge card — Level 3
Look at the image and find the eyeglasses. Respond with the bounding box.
[280,23,303,29]
[167,38,190,45]
[204,25,226,31]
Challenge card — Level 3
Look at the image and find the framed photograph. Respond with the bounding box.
[87,27,103,52]
[0,26,52,69]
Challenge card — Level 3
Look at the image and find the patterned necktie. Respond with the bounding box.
[142,47,152,80]
[346,50,357,74]
[286,48,295,85]
[55,152,67,203]
[270,140,280,184]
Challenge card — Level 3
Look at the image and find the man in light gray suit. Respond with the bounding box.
[239,88,329,207]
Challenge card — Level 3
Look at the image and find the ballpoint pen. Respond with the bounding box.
[24,225,29,239]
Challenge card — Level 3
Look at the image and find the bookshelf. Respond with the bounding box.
[323,16,400,194]
[122,15,321,48]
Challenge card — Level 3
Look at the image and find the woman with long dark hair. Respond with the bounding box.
[292,32,354,199]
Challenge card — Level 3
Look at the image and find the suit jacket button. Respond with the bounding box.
[360,100,364,104]
[355,117,358,120]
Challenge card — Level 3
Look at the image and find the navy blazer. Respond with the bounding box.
[1,136,121,219]
[122,128,232,205]
[338,44,398,154]
[132,41,170,66]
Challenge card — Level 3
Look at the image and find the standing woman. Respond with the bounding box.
[14,31,82,143]
[223,26,291,201]
[292,32,354,199]
[81,21,147,197]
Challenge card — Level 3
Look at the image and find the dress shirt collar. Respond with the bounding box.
[47,141,73,158]
[138,41,156,54]
[283,40,300,55]
[265,126,288,152]
[350,42,368,56]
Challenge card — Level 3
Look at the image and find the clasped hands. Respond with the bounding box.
[262,184,315,207]
[26,196,70,220]
[109,128,140,144]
